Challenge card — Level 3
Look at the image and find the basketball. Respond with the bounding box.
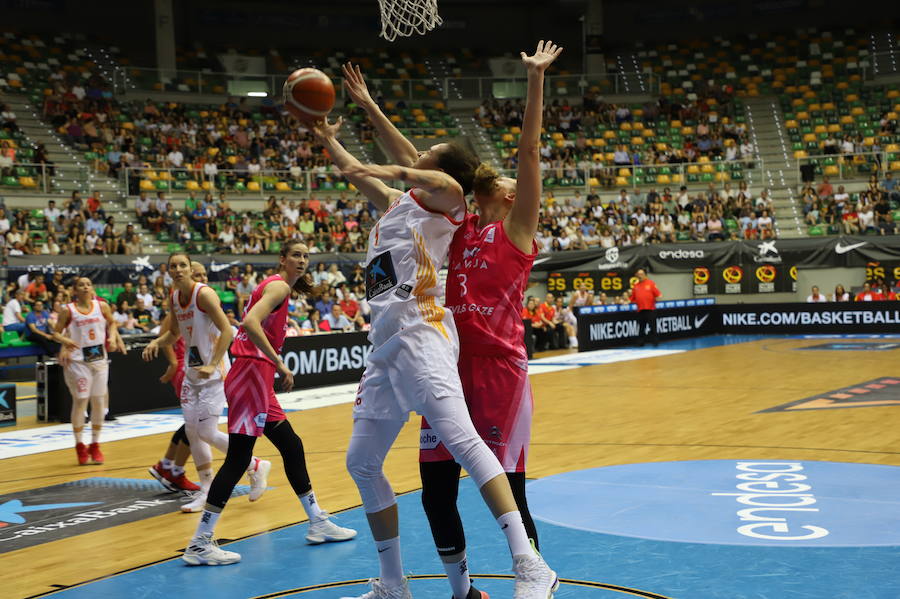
[283,68,335,123]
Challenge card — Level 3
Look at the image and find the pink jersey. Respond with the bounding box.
[230,274,289,364]
[444,215,537,357]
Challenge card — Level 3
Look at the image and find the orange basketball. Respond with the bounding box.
[283,68,335,123]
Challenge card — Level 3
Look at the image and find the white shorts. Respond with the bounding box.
[64,360,109,400]
[355,324,463,422]
[180,377,227,423]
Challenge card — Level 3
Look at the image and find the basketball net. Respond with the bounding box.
[378,0,442,42]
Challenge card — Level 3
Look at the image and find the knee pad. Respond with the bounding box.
[346,445,395,513]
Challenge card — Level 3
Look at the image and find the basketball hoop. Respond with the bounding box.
[378,0,442,42]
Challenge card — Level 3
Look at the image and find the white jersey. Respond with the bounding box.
[65,300,107,363]
[364,189,462,349]
[171,283,230,384]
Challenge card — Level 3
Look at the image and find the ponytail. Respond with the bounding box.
[472,163,500,197]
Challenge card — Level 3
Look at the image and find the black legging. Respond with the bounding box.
[206,419,312,509]
[420,460,539,557]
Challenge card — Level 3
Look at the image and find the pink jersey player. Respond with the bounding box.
[421,215,537,471]
[226,273,291,436]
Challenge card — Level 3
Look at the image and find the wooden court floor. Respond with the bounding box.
[5,337,900,598]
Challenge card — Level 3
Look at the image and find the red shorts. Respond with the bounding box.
[420,352,533,472]
[171,368,185,400]
[223,357,287,437]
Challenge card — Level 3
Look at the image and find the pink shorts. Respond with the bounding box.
[171,368,185,400]
[420,352,533,472]
[224,357,287,437]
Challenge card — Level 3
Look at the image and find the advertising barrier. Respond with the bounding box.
[577,300,900,350]
[37,333,373,422]
[576,299,717,350]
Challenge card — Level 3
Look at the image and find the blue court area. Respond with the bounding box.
[49,466,900,599]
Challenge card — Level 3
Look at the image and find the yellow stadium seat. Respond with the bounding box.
[144,170,158,180]
[655,143,668,151]
[681,127,694,135]
[592,153,604,161]
[701,164,715,173]
[510,126,521,134]
[671,174,684,183]
[631,137,644,145]
[851,106,864,116]
[687,165,700,174]
[247,181,261,191]
[275,181,290,191]
[890,161,900,172]
[840,115,854,124]
[201,181,212,190]
[140,179,155,191]
[714,172,729,182]
[827,124,841,133]
[642,129,654,137]
[814,125,826,134]
[886,144,900,153]
[803,133,817,142]
[592,138,605,147]
[698,156,710,163]
[619,122,632,131]
[605,152,615,161]
[618,168,631,177]
[794,150,808,159]
[157,171,172,181]
[186,180,200,191]
[785,120,798,128]
[615,176,629,186]
[19,176,36,188]
[864,137,875,146]
[632,121,644,130]
[551,132,564,140]
[824,165,839,175]
[604,130,616,139]
[657,174,671,184]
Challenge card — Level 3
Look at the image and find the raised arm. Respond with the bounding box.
[343,62,418,167]
[311,117,402,212]
[505,40,563,251]
[341,162,464,219]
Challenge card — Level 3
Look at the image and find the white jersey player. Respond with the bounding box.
[313,108,556,599]
[53,277,125,466]
[143,254,271,513]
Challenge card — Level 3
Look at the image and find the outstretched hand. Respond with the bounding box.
[310,116,343,142]
[521,39,563,73]
[342,62,376,109]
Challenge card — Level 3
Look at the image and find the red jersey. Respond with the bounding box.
[174,336,185,365]
[230,274,289,364]
[445,215,537,357]
[630,279,661,310]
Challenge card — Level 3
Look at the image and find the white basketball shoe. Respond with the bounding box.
[182,532,241,566]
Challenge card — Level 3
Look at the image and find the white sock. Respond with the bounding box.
[497,511,535,557]
[195,509,220,538]
[375,536,403,587]
[73,427,83,444]
[198,468,214,493]
[161,458,175,469]
[298,490,325,520]
[171,465,186,477]
[442,554,471,599]
[569,335,578,347]
[91,426,101,444]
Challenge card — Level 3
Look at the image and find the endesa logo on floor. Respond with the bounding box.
[527,460,900,547]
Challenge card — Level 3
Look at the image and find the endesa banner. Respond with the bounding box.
[278,332,371,390]
[576,300,717,350]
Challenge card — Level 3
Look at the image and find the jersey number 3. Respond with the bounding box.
[457,274,468,297]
